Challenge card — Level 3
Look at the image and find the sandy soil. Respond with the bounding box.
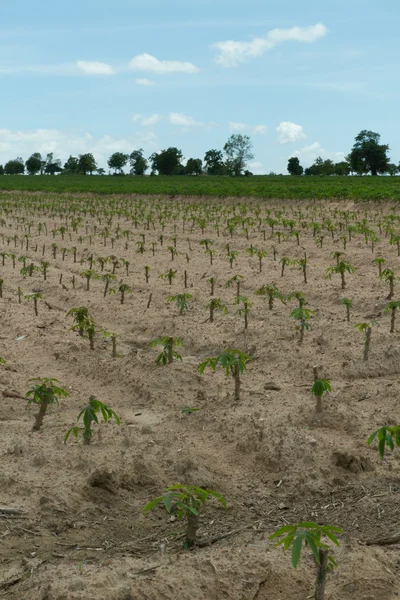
[0,193,399,599]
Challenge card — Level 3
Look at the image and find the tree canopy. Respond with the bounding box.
[348,130,390,176]
[223,134,254,176]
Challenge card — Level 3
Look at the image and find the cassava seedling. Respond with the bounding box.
[67,306,94,337]
[166,293,192,314]
[199,348,251,402]
[206,298,228,322]
[256,249,268,272]
[144,266,150,283]
[228,250,238,268]
[354,320,379,361]
[85,268,101,290]
[150,336,183,364]
[64,396,120,445]
[385,300,400,333]
[280,256,292,277]
[0,278,3,298]
[380,268,396,300]
[312,367,331,413]
[25,292,43,316]
[341,298,352,322]
[26,377,69,431]
[225,274,244,299]
[331,251,344,266]
[159,269,177,285]
[326,262,356,290]
[40,261,50,281]
[207,276,217,296]
[101,273,116,297]
[118,282,132,304]
[234,295,251,329]
[269,522,343,600]
[143,485,226,548]
[368,425,400,458]
[290,306,313,345]
[255,284,285,310]
[372,257,386,277]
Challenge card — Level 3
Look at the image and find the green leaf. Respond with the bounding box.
[291,535,303,568]
[143,496,165,514]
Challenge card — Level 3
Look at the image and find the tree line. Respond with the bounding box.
[0,134,255,177]
[1,130,398,178]
[288,130,399,176]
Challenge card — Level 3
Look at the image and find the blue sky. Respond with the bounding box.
[0,0,399,174]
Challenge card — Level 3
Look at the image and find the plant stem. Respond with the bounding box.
[364,328,371,361]
[234,364,241,401]
[32,396,50,431]
[314,549,329,600]
[186,512,199,547]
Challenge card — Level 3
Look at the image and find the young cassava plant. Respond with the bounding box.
[354,320,379,361]
[341,298,352,322]
[26,377,69,431]
[150,336,183,365]
[312,367,331,413]
[206,298,228,323]
[326,261,356,290]
[64,396,120,445]
[386,300,400,333]
[199,348,251,402]
[269,522,343,600]
[143,485,226,548]
[166,293,192,315]
[368,425,400,458]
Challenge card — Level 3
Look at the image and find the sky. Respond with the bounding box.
[0,0,399,174]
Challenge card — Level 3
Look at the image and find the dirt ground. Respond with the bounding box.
[0,193,399,599]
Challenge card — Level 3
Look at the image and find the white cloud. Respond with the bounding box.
[135,78,155,86]
[132,113,161,126]
[129,53,199,74]
[248,161,265,174]
[141,114,161,126]
[292,141,345,166]
[229,121,267,135]
[213,23,327,67]
[169,112,199,127]
[0,128,158,170]
[276,121,306,144]
[76,60,115,75]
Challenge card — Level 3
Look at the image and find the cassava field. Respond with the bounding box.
[1,191,400,599]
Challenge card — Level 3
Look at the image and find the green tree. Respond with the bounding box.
[150,147,183,175]
[108,152,129,174]
[185,158,203,175]
[63,155,79,174]
[129,149,148,175]
[287,157,304,176]
[26,377,69,431]
[4,158,25,175]
[25,153,43,175]
[348,130,390,176]
[204,149,226,175]
[223,134,254,176]
[78,153,97,175]
[44,152,63,175]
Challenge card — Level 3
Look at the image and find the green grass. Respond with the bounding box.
[1,174,400,200]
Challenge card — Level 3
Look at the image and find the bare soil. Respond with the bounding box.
[0,194,399,599]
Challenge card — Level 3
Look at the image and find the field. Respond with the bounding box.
[1,174,400,200]
[0,191,400,599]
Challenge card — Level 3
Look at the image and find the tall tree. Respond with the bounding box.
[0,165,4,175]
[287,156,303,176]
[150,147,183,175]
[4,158,25,175]
[204,149,225,175]
[348,130,390,176]
[185,158,203,175]
[25,153,43,175]
[223,134,254,176]
[108,152,129,174]
[44,153,63,175]
[63,156,79,174]
[130,149,148,175]
[78,153,97,175]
